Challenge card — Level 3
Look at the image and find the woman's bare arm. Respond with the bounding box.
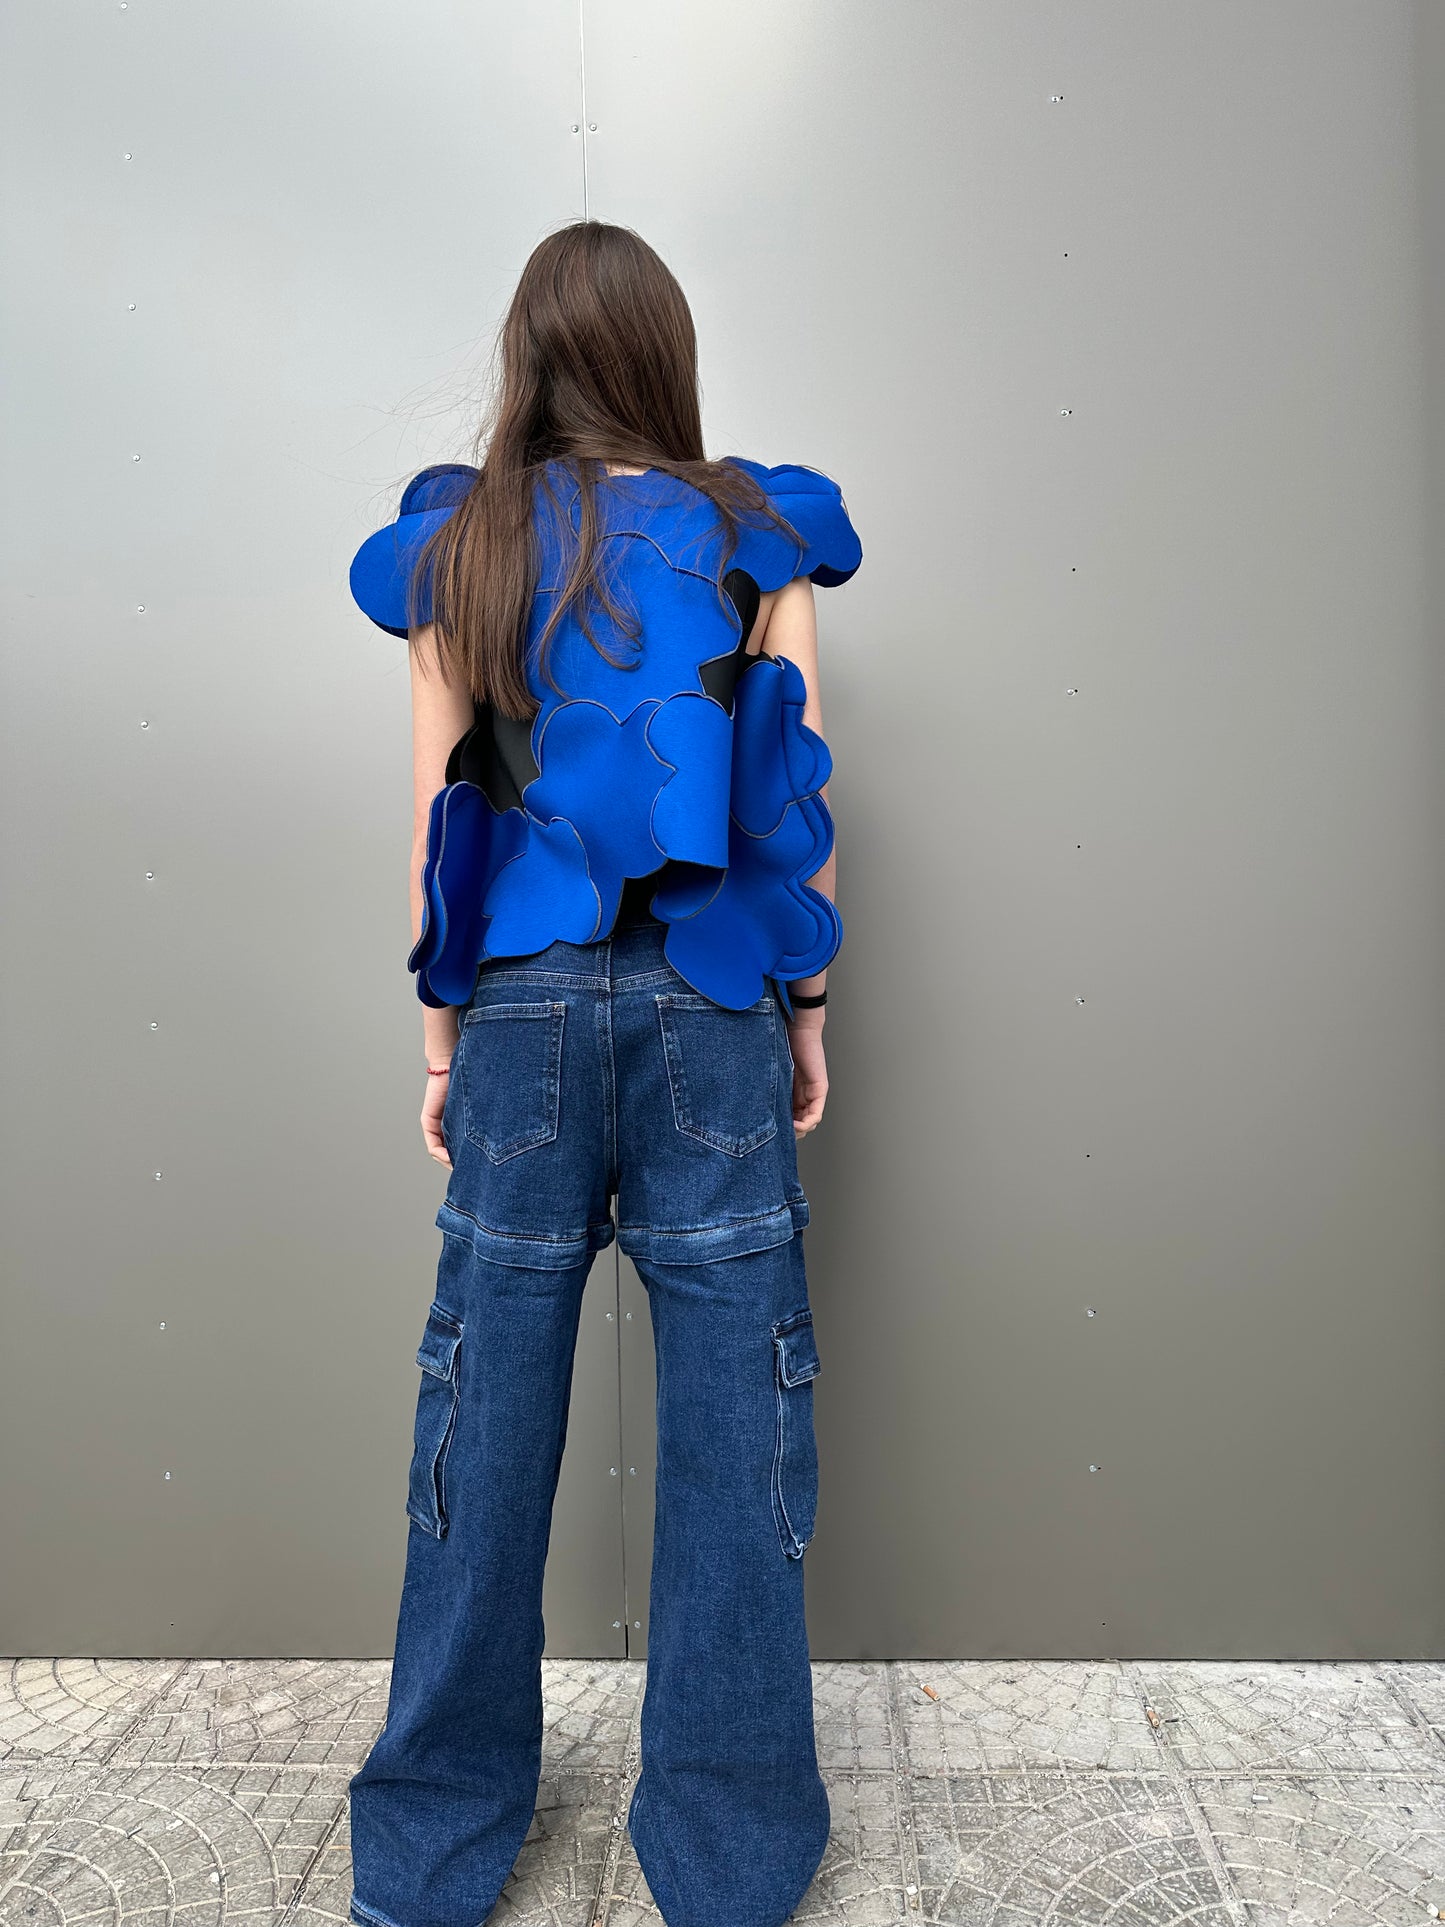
[409,623,476,1158]
[750,576,834,1134]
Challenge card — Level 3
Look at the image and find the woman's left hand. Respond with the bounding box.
[786,1015,829,1136]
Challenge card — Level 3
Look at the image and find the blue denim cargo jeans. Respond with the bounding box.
[347,918,829,1927]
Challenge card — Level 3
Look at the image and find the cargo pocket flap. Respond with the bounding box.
[416,1302,463,1379]
[773,1309,820,1386]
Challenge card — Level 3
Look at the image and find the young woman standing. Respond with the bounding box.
[345,220,862,1927]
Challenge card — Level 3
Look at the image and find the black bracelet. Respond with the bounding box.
[789,988,828,1008]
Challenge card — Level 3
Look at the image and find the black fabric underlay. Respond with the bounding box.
[615,870,665,926]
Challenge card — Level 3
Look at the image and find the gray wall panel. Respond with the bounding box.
[0,0,626,1656]
[584,0,1445,1657]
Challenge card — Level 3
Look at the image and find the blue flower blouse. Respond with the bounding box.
[348,456,862,1013]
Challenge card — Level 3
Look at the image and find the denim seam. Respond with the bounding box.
[438,1198,592,1249]
[616,1202,792,1238]
[598,988,619,1197]
[472,968,608,987]
[350,1901,407,1927]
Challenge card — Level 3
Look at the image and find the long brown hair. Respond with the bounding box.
[406,221,803,720]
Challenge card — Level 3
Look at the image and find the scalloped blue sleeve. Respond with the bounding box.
[723,456,862,590]
[348,462,480,638]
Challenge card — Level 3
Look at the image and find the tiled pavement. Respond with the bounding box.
[3,1658,1445,1925]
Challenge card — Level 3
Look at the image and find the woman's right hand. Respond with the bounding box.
[422,1063,454,1167]
[786,1015,829,1136]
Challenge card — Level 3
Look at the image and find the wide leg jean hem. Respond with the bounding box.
[627,1770,831,1927]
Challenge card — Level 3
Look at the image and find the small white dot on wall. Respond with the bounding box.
[132,453,141,462]
[159,1321,166,1329]
[150,1022,158,1030]
[1086,1307,1096,1317]
[1075,995,1085,1005]
[123,151,133,160]
[1088,1462,1101,1473]
[128,302,136,311]
[154,1170,163,1180]
[164,1470,171,1480]
[140,719,150,729]
[145,870,154,880]
[137,604,146,613]
[1059,407,1073,417]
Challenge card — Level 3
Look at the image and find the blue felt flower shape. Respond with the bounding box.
[349,465,478,638]
[481,813,601,956]
[407,782,528,1007]
[644,692,733,867]
[653,652,842,1010]
[483,700,666,946]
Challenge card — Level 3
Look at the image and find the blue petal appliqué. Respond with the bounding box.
[482,813,600,954]
[645,693,732,867]
[490,700,668,940]
[657,653,841,1009]
[407,783,528,1007]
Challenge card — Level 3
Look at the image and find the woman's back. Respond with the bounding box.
[349,453,861,1011]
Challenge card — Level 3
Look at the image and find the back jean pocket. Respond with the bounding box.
[655,990,778,1156]
[461,1001,565,1163]
[407,1300,463,1539]
[770,1307,821,1558]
